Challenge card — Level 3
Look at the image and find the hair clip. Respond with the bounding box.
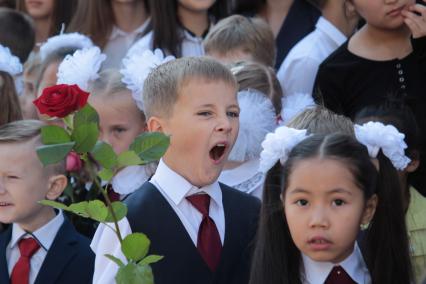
[259,126,309,173]
[120,48,175,112]
[354,121,411,170]
[228,89,276,162]
[39,32,94,62]
[56,46,106,91]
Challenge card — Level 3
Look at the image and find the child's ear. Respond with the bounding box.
[46,174,68,200]
[361,194,378,225]
[405,159,420,173]
[344,0,358,17]
[147,116,165,133]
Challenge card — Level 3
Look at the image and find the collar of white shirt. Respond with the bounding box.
[10,210,65,251]
[109,18,151,41]
[302,244,371,284]
[151,159,223,208]
[316,16,347,47]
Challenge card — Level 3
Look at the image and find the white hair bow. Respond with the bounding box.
[354,121,411,170]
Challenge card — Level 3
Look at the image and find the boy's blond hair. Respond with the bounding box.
[204,15,276,67]
[230,61,282,115]
[143,56,237,119]
[0,119,66,174]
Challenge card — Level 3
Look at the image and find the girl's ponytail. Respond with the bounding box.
[362,153,413,284]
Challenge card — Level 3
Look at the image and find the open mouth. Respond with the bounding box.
[308,236,332,250]
[209,143,227,164]
[0,202,12,207]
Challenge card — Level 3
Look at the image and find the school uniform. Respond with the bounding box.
[92,159,260,284]
[0,211,94,284]
[219,158,265,199]
[127,27,207,58]
[102,19,151,70]
[277,16,347,97]
[301,244,371,284]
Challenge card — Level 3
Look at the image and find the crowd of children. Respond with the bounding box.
[0,0,425,283]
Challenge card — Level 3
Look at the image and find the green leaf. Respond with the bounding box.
[98,168,114,181]
[41,125,71,145]
[121,233,150,262]
[138,255,164,266]
[36,142,75,166]
[86,200,108,222]
[72,123,99,153]
[92,142,117,169]
[38,199,69,210]
[105,202,128,223]
[69,201,90,218]
[129,132,170,163]
[74,104,99,127]
[117,151,142,167]
[116,263,154,284]
[104,254,125,268]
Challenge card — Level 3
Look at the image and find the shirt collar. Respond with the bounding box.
[302,244,369,284]
[109,18,151,41]
[316,16,347,47]
[10,210,65,251]
[152,159,223,208]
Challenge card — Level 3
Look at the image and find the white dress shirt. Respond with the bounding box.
[127,28,205,58]
[301,244,371,284]
[277,17,347,96]
[102,19,150,70]
[219,159,264,199]
[91,159,225,284]
[6,211,65,284]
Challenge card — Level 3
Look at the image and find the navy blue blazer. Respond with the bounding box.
[125,182,261,284]
[0,217,94,284]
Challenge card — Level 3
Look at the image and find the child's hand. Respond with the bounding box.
[402,1,426,38]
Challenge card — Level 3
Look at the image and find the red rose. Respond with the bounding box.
[33,84,90,118]
[66,151,83,172]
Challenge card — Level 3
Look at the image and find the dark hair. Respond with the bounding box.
[145,0,229,57]
[16,0,77,38]
[0,8,35,62]
[231,0,264,15]
[0,71,23,125]
[250,133,412,284]
[67,0,149,48]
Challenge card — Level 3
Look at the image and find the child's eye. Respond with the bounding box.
[296,199,308,206]
[197,111,212,116]
[113,127,127,134]
[7,175,19,180]
[332,199,346,206]
[227,111,239,118]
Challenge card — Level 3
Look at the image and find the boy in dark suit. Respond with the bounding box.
[0,120,94,284]
[92,57,260,284]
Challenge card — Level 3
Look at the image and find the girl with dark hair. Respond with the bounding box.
[128,0,229,58]
[16,0,77,51]
[250,126,413,283]
[355,103,426,283]
[67,0,149,69]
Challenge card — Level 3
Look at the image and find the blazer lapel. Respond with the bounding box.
[0,227,12,284]
[34,219,78,284]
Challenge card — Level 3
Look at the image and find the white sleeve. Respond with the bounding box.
[277,56,321,97]
[91,218,133,284]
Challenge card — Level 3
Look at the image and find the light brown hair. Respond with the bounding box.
[0,119,65,173]
[287,106,354,136]
[0,71,23,125]
[230,61,282,115]
[204,15,276,67]
[143,56,237,119]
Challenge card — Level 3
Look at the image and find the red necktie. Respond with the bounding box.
[106,185,120,202]
[186,194,222,272]
[10,238,40,284]
[325,265,357,284]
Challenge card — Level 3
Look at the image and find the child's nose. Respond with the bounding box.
[308,207,330,228]
[215,116,232,133]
